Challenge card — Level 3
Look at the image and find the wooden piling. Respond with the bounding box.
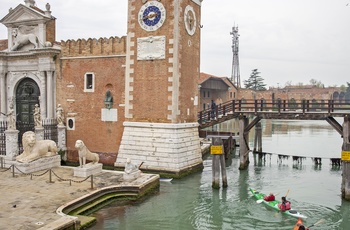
[239,116,250,170]
[253,122,262,153]
[212,154,220,189]
[220,154,228,187]
[341,115,350,200]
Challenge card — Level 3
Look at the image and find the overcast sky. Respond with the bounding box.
[1,0,349,88]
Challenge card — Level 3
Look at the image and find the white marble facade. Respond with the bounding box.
[0,1,65,158]
[0,1,60,121]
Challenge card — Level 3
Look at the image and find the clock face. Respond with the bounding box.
[138,1,166,32]
[184,5,196,36]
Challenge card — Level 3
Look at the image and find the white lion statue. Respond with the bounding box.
[16,131,58,163]
[11,28,40,51]
[75,140,99,167]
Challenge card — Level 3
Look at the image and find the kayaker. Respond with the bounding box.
[296,224,309,230]
[278,196,291,211]
[263,192,275,201]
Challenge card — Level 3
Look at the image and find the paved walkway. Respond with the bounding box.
[0,165,158,230]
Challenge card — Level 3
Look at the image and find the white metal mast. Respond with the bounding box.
[230,25,241,88]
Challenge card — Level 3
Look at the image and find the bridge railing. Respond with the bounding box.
[198,99,350,124]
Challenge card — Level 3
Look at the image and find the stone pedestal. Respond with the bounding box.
[57,125,67,151]
[73,163,102,177]
[123,170,141,182]
[115,122,203,174]
[13,155,61,174]
[35,127,44,140]
[5,129,19,161]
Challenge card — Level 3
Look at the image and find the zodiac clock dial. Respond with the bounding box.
[184,5,196,36]
[138,1,166,32]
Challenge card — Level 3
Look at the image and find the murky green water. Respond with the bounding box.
[91,119,350,230]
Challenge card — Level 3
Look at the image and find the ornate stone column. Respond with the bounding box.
[39,71,47,118]
[0,72,6,119]
[46,71,54,118]
[5,129,19,161]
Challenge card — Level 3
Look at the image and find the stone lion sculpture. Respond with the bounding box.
[11,28,39,51]
[125,158,139,174]
[16,131,58,163]
[75,140,99,167]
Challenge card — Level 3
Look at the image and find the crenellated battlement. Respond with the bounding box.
[60,36,126,57]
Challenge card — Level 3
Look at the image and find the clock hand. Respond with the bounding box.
[143,12,158,20]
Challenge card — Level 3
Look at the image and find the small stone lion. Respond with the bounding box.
[75,140,99,167]
[16,131,58,163]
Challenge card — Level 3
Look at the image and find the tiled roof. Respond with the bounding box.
[199,72,223,83]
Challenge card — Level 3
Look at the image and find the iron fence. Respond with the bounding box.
[43,118,58,143]
[0,121,7,155]
[0,119,58,156]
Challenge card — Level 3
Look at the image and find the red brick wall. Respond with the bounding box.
[56,37,127,165]
[238,86,341,102]
[0,39,8,51]
[178,0,201,123]
[46,19,56,43]
[128,0,201,123]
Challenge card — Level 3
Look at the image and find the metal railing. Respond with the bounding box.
[198,99,350,126]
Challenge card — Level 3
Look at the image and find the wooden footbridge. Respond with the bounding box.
[197,99,350,200]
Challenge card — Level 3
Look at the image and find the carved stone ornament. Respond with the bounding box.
[11,27,40,51]
[137,36,166,60]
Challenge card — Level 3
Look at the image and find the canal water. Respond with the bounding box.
[91,119,350,230]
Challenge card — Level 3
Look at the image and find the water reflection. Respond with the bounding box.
[238,169,249,201]
[339,199,350,229]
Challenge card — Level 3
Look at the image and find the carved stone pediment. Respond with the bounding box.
[0,4,51,27]
[0,3,55,52]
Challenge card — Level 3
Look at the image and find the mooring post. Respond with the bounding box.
[341,115,350,200]
[253,122,262,153]
[239,115,250,170]
[220,153,228,188]
[212,154,220,189]
[211,137,227,189]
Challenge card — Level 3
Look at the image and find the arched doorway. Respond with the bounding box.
[16,78,40,125]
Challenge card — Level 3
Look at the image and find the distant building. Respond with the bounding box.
[198,73,238,110]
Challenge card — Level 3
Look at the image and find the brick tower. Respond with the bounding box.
[115,0,203,176]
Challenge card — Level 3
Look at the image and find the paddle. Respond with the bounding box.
[307,219,325,228]
[285,189,290,198]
